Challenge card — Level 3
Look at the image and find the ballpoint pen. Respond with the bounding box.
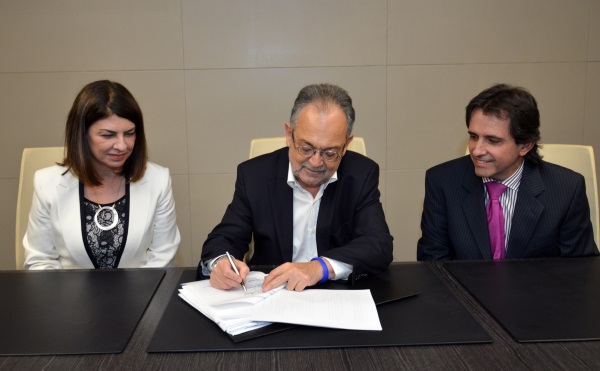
[225,251,247,293]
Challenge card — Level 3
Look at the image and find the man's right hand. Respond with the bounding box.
[209,256,250,290]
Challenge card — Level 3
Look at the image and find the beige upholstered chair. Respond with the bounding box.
[465,144,599,245]
[249,136,367,158]
[15,147,65,269]
[539,144,599,245]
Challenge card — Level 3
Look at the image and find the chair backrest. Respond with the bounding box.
[249,136,366,158]
[465,144,599,245]
[540,144,599,245]
[15,147,65,269]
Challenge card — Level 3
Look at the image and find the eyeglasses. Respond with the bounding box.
[291,131,346,162]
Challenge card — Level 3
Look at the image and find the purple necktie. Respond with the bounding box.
[485,182,508,260]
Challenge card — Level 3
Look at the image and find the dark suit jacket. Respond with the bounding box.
[417,156,598,260]
[200,148,393,278]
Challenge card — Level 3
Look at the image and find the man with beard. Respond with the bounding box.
[199,83,393,292]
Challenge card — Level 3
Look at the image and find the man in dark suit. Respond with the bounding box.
[418,83,598,260]
[200,83,393,291]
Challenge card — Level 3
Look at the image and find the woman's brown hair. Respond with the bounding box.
[60,80,148,185]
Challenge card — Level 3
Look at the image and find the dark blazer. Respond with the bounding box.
[200,148,393,278]
[417,156,598,260]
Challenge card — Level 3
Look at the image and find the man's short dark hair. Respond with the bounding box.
[465,83,542,164]
[289,83,355,137]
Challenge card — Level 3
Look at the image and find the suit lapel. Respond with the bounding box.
[56,171,92,267]
[506,162,545,258]
[270,152,294,262]
[316,181,337,254]
[461,169,493,259]
[123,175,150,263]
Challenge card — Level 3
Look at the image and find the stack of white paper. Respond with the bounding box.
[179,271,283,335]
[178,271,382,336]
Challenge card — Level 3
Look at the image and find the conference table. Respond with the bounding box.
[1,259,600,370]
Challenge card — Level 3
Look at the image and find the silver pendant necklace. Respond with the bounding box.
[93,177,124,231]
[94,205,118,231]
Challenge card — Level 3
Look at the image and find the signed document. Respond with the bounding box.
[179,271,382,336]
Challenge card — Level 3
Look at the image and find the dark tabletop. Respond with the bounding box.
[0,269,165,356]
[445,257,600,343]
[148,264,489,351]
[1,260,600,370]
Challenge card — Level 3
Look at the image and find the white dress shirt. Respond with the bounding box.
[287,163,353,280]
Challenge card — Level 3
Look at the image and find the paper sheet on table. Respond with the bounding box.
[249,289,382,331]
[183,271,282,305]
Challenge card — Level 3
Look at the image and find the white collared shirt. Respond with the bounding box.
[287,163,353,280]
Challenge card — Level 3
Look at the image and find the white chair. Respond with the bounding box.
[249,136,367,158]
[15,147,65,270]
[465,144,599,245]
[539,144,599,245]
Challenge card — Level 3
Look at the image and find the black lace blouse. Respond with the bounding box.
[79,182,130,269]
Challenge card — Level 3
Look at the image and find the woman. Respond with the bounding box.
[23,80,181,269]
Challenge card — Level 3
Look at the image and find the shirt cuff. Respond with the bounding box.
[324,258,353,281]
[201,254,226,276]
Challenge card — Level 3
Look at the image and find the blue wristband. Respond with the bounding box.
[311,257,329,284]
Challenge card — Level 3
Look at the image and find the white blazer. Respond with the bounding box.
[23,162,181,269]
